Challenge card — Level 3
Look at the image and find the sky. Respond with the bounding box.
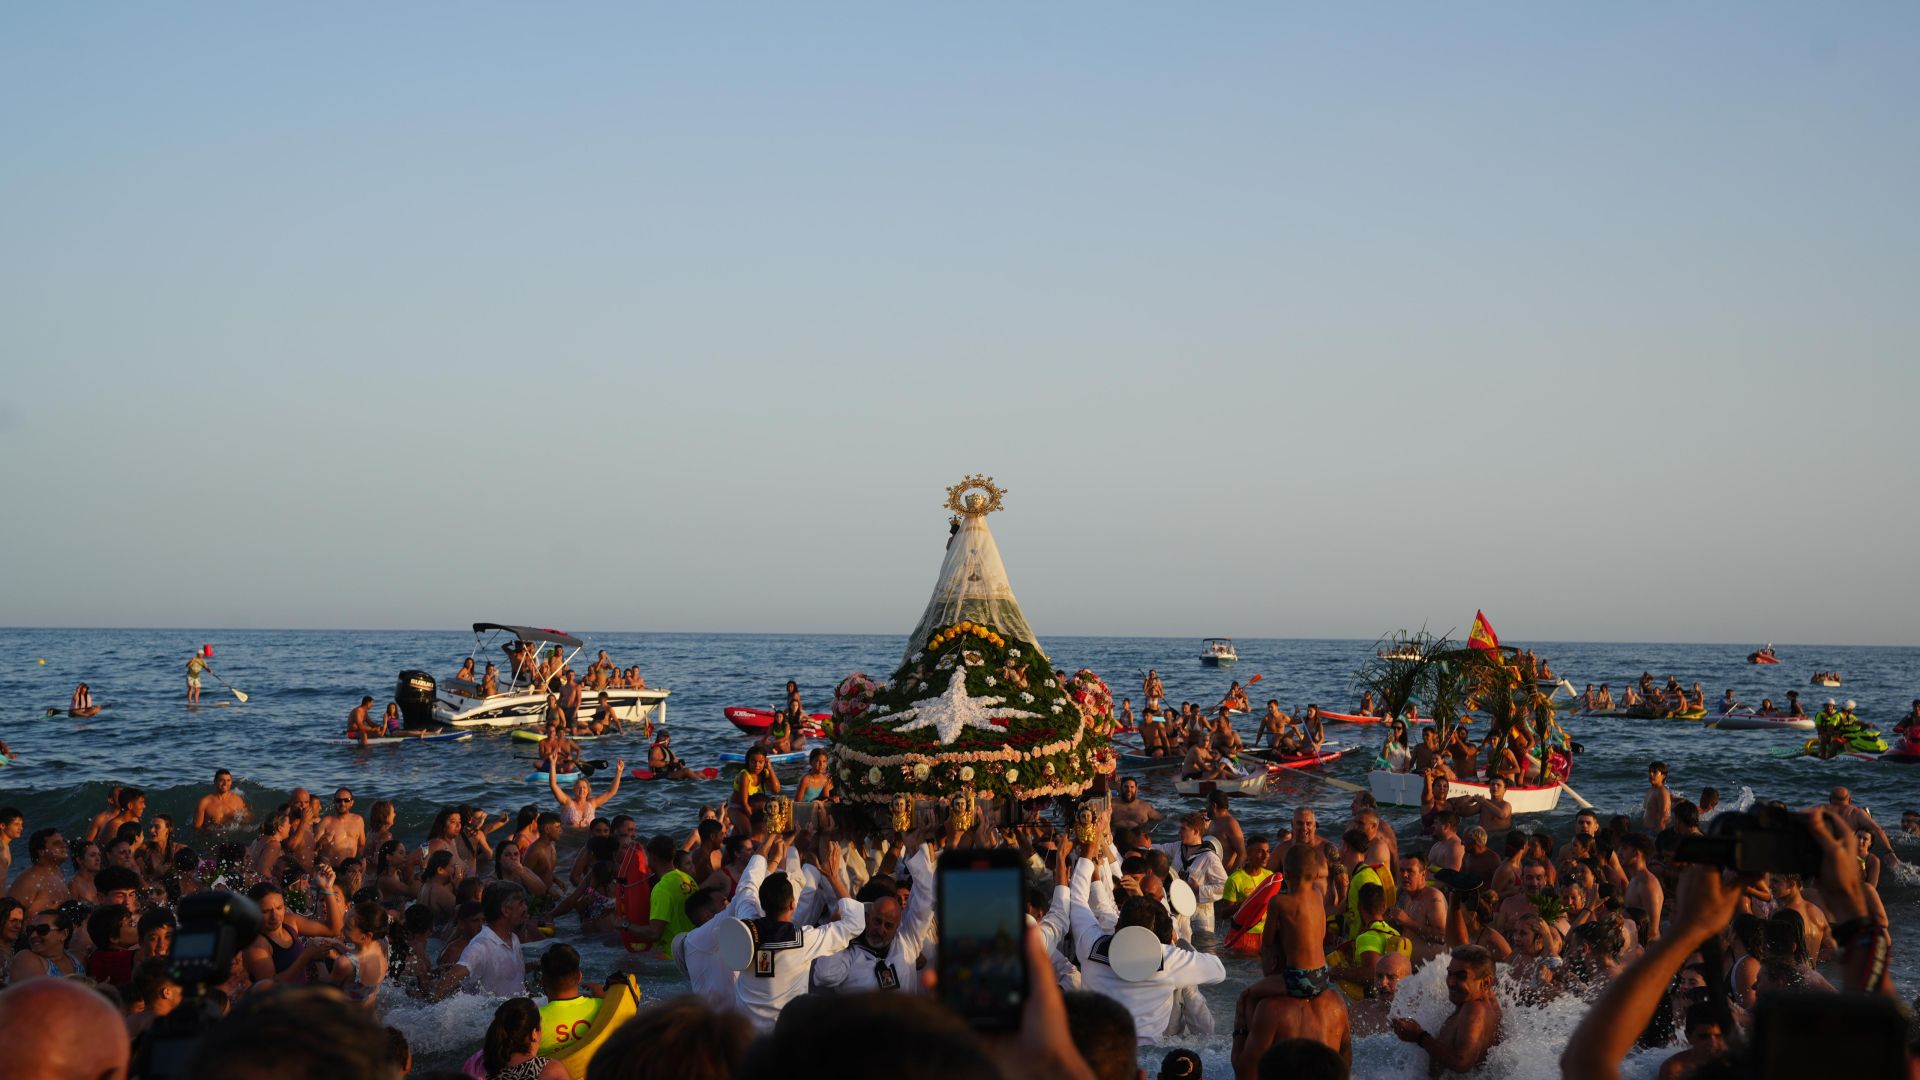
[2,5,1916,645]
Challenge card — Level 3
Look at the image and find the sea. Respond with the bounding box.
[3,628,1915,1077]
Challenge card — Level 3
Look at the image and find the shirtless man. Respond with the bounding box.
[315,788,367,864]
[1642,761,1672,834]
[1206,791,1248,874]
[1275,808,1336,871]
[1462,778,1515,835]
[1254,701,1290,749]
[93,788,146,843]
[1619,834,1664,943]
[1460,827,1501,882]
[1766,873,1832,962]
[1181,739,1236,781]
[1236,844,1350,1077]
[8,829,72,913]
[523,812,564,893]
[1496,860,1551,933]
[1426,811,1465,873]
[1411,728,1445,776]
[1110,776,1163,834]
[1392,945,1502,1075]
[586,691,624,736]
[193,769,250,831]
[1823,787,1900,865]
[346,696,383,744]
[1391,855,1449,963]
[0,809,22,882]
[538,719,583,776]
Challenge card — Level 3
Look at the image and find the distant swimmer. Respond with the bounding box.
[68,683,101,719]
[192,768,250,830]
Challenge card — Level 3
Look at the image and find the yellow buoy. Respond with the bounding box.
[36,659,46,665]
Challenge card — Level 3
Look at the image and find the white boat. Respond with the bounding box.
[397,623,669,730]
[1176,771,1270,797]
[1366,769,1565,814]
[1708,711,1813,731]
[1199,638,1239,668]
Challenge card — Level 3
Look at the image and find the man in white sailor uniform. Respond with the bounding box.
[1070,853,1226,1041]
[810,841,937,993]
[730,834,865,1030]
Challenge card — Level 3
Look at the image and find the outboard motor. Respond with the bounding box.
[395,670,438,730]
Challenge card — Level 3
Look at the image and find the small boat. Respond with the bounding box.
[1176,772,1271,796]
[1625,705,1706,721]
[1199,638,1239,668]
[1318,709,1432,725]
[1747,647,1780,665]
[334,730,475,747]
[1708,711,1814,731]
[717,746,814,767]
[399,624,670,730]
[1366,770,1565,813]
[724,707,829,735]
[1377,647,1423,662]
[1810,674,1842,688]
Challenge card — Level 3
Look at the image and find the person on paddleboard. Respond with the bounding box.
[185,652,209,705]
[69,683,101,719]
[647,729,699,782]
[346,696,384,744]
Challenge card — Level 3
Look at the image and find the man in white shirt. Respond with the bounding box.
[454,881,532,997]
[1070,853,1226,1041]
[676,886,745,1008]
[810,842,937,994]
[731,834,865,1029]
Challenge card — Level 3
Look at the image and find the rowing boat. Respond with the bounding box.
[1366,770,1565,813]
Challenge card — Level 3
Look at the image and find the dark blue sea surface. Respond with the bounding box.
[2,629,1915,1075]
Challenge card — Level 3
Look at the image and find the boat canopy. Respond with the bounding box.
[1203,638,1235,646]
[472,623,584,649]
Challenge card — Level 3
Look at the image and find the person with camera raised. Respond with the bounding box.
[1560,805,1900,1079]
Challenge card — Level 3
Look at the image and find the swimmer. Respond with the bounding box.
[548,755,626,829]
[193,768,251,831]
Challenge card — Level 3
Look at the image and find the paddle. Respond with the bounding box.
[1559,782,1596,811]
[1286,770,1368,795]
[204,666,249,703]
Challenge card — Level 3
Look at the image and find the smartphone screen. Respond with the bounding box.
[937,847,1030,1032]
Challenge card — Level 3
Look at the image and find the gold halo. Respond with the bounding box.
[944,474,1006,517]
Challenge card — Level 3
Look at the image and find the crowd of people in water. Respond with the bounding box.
[3,650,1919,1080]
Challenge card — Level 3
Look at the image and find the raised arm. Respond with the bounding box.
[592,763,627,809]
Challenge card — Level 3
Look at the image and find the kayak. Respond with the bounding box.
[1119,752,1182,771]
[717,747,813,767]
[511,729,613,745]
[630,766,721,781]
[1624,706,1706,721]
[1709,713,1814,731]
[336,731,474,746]
[1247,747,1347,769]
[724,707,829,735]
[1318,710,1432,725]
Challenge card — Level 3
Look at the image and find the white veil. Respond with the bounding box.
[902,512,1046,664]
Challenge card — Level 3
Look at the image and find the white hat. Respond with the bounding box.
[1845,700,1856,710]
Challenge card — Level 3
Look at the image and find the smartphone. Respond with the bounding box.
[937,846,1030,1032]
[1751,990,1906,1079]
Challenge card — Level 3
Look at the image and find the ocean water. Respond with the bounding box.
[3,629,1915,1075]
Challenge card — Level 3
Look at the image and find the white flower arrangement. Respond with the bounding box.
[868,766,883,784]
[911,652,923,662]
[1051,704,1064,714]
[985,676,997,687]
[913,762,931,781]
[1009,648,1021,657]
[1005,768,1019,784]
[1019,692,1034,703]
[960,766,975,781]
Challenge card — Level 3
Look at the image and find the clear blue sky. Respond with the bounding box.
[3,5,1915,644]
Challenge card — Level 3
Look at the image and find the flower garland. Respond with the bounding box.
[924,620,1006,651]
[832,672,881,721]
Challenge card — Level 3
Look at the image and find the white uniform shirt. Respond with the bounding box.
[681,856,770,1008]
[730,854,865,1030]
[1068,858,1226,1042]
[810,847,937,994]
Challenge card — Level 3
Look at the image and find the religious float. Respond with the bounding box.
[827,476,1117,820]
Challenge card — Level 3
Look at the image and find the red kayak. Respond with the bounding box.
[1265,747,1347,769]
[724,707,829,735]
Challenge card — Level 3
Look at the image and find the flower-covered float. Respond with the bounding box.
[828,475,1117,808]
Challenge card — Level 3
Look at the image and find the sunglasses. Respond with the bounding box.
[28,924,58,936]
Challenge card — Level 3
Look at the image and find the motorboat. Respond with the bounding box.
[1199,638,1239,667]
[395,623,670,730]
[1367,770,1565,813]
[1747,646,1780,665]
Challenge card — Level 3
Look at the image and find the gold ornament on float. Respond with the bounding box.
[944,474,1006,518]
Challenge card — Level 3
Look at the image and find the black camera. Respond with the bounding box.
[134,891,262,1080]
[1673,803,1821,878]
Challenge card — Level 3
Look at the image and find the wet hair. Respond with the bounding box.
[259,808,288,838]
[737,991,995,1080]
[1764,909,1807,963]
[428,807,460,840]
[1672,800,1700,829]
[1062,990,1138,1080]
[0,807,20,828]
[698,818,723,842]
[536,811,561,831]
[514,805,540,833]
[482,997,543,1075]
[589,835,620,862]
[1451,943,1496,983]
[368,799,396,831]
[592,994,753,1080]
[686,888,723,924]
[347,901,388,941]
[1357,882,1387,918]
[190,985,401,1079]
[118,787,145,810]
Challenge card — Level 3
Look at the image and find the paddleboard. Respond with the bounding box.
[335,731,474,746]
[528,770,583,784]
[511,729,612,745]
[717,747,813,766]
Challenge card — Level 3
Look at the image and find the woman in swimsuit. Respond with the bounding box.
[417,851,460,931]
[10,908,82,980]
[375,840,420,905]
[796,749,834,803]
[549,757,626,828]
[240,869,346,986]
[550,860,621,934]
[322,901,391,1007]
[495,841,551,900]
[424,807,470,878]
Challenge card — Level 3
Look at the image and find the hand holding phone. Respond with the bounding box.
[937,847,1030,1033]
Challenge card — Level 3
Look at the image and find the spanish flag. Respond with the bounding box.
[1468,610,1499,653]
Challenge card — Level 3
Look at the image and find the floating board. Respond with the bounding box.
[724,707,829,735]
[511,729,611,745]
[336,731,474,746]
[528,770,582,784]
[631,766,720,782]
[1709,714,1813,731]
[717,747,813,766]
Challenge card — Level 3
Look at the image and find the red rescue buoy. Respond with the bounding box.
[203,644,214,658]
